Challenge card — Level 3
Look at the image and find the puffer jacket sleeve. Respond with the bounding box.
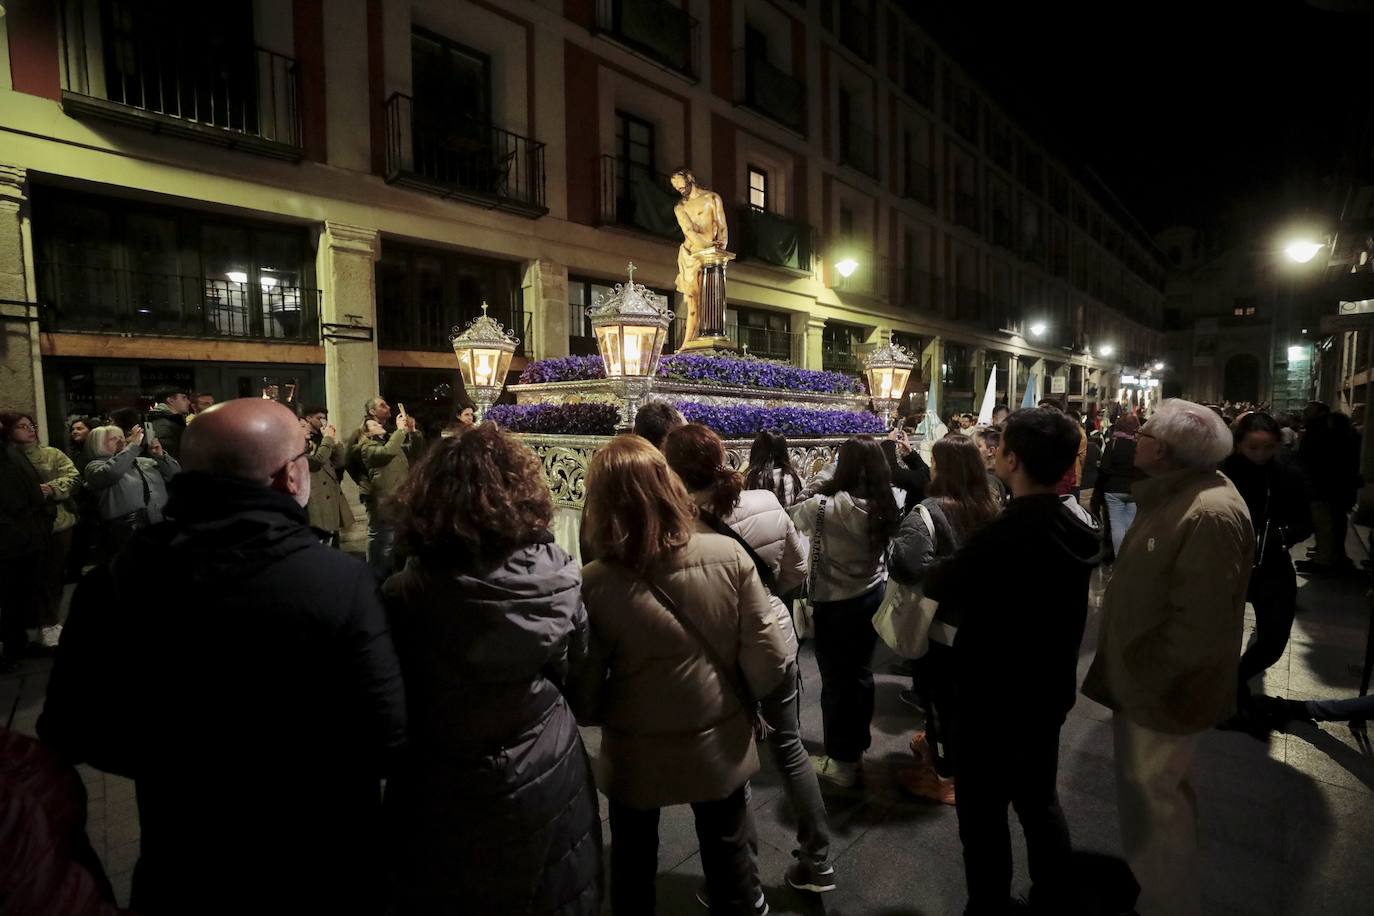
[788,494,820,537]
[890,502,937,585]
[339,565,407,773]
[733,548,789,700]
[775,510,808,595]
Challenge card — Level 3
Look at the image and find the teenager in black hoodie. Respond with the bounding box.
[923,408,1102,916]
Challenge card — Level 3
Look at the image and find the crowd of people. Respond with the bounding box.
[0,385,1367,915]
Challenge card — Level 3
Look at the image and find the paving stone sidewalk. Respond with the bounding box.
[6,535,1374,914]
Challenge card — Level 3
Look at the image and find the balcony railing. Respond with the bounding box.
[840,122,878,178]
[837,4,874,61]
[384,94,547,218]
[57,4,301,160]
[729,324,802,364]
[832,252,888,300]
[893,267,936,312]
[36,263,319,342]
[822,339,861,373]
[951,285,986,324]
[737,207,814,273]
[903,162,936,206]
[990,303,1022,335]
[598,156,681,240]
[735,50,806,134]
[594,0,700,80]
[379,298,526,354]
[955,191,981,232]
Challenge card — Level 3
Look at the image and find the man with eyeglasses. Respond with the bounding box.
[40,397,406,916]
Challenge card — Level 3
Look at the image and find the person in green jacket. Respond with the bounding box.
[3,411,79,647]
[359,404,422,578]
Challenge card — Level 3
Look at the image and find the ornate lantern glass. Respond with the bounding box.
[589,262,674,380]
[450,301,519,421]
[863,341,918,425]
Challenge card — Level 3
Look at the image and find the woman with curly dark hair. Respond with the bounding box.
[380,422,602,916]
[788,436,899,789]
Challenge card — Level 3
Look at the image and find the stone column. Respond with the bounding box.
[319,222,379,506]
[524,259,569,359]
[0,166,46,438]
[1008,354,1020,409]
[793,313,826,370]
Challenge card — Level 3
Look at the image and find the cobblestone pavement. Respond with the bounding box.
[6,533,1374,914]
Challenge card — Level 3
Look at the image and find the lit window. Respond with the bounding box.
[748,166,768,210]
[1233,307,1244,316]
[1246,306,1257,316]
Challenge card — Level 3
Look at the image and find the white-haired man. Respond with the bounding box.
[1082,399,1254,916]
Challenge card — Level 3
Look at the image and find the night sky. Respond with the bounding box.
[915,0,1374,245]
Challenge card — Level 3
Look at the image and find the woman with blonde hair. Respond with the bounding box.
[573,435,788,916]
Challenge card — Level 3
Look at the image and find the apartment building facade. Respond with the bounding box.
[0,0,1166,440]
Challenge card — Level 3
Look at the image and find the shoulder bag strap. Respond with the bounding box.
[643,578,758,711]
[702,511,778,595]
[806,497,827,597]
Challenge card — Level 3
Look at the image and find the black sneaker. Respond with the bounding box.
[694,884,769,914]
[785,852,837,893]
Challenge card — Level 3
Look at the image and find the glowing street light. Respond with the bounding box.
[1284,240,1323,263]
[1028,321,1047,338]
[835,257,860,278]
[1098,344,1115,358]
[1153,361,1165,371]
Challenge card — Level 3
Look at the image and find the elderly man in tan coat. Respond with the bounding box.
[1083,399,1254,916]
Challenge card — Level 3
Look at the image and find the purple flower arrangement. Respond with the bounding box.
[674,402,886,438]
[518,352,865,395]
[518,354,607,384]
[485,402,621,436]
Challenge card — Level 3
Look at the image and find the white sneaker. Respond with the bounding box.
[809,755,859,789]
[39,625,63,648]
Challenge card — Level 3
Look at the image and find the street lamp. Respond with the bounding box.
[1153,361,1164,371]
[1284,240,1323,264]
[450,301,519,422]
[1099,344,1115,358]
[862,341,918,427]
[1029,321,1047,338]
[835,257,860,278]
[589,262,675,428]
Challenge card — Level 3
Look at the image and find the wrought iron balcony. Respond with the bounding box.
[840,122,878,178]
[385,95,547,218]
[737,207,814,273]
[594,0,700,80]
[951,285,986,324]
[598,156,681,240]
[56,2,303,160]
[36,263,319,342]
[832,251,888,300]
[379,296,526,354]
[893,267,936,312]
[903,162,936,207]
[735,50,806,134]
[955,191,981,232]
[729,324,801,364]
[822,339,862,373]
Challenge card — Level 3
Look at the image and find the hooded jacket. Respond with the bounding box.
[145,404,186,461]
[381,536,601,915]
[1082,469,1254,734]
[924,492,1102,720]
[39,473,406,916]
[789,491,888,602]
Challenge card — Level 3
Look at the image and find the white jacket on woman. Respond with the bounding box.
[789,491,887,602]
[695,489,808,659]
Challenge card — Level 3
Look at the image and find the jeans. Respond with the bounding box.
[1306,693,1374,721]
[1238,560,1298,696]
[366,503,396,580]
[812,584,884,762]
[1112,715,1203,916]
[915,641,958,778]
[760,661,832,868]
[42,528,73,627]
[608,784,761,916]
[956,717,1072,915]
[1104,492,1137,559]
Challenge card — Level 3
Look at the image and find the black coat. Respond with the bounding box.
[924,493,1102,720]
[1096,437,1145,495]
[1,441,49,560]
[1298,414,1361,507]
[39,473,407,916]
[881,439,932,513]
[380,535,602,916]
[1221,453,1313,570]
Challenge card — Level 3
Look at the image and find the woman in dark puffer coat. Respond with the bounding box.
[381,423,602,915]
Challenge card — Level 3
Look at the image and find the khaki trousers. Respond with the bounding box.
[1112,715,1204,916]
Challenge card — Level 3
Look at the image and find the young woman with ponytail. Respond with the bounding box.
[663,424,838,895]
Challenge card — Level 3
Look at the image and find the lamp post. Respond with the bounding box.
[450,301,519,422]
[589,262,675,428]
[863,341,917,427]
